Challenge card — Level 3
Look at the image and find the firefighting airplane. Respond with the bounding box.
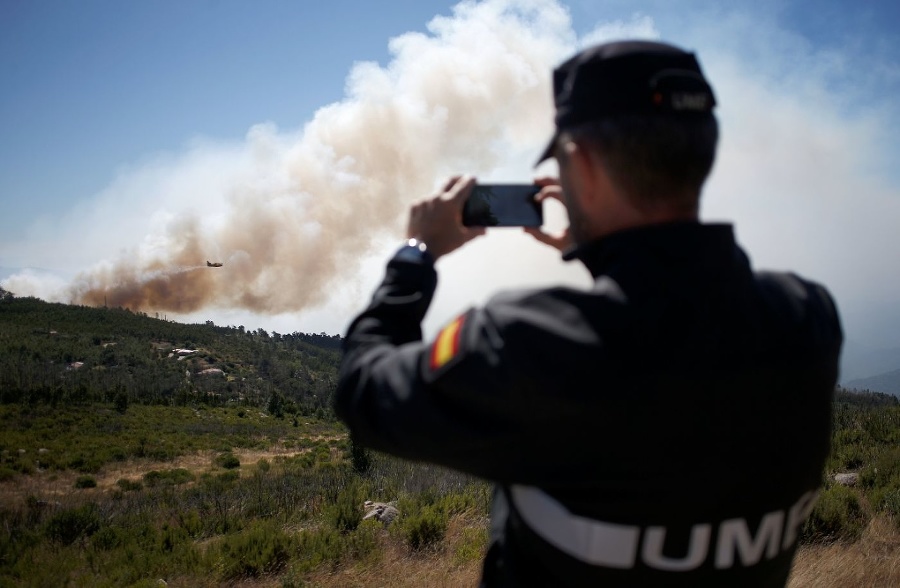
[206,261,223,267]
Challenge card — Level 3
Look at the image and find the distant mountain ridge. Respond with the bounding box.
[842,342,896,377]
[844,368,900,398]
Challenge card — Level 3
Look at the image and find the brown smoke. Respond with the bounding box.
[69,0,568,314]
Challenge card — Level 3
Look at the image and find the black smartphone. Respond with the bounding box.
[462,184,543,227]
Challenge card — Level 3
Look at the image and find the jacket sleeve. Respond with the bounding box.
[334,253,529,479]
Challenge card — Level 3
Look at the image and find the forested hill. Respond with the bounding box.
[0,293,342,417]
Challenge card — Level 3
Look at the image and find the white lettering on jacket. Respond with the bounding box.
[511,486,820,572]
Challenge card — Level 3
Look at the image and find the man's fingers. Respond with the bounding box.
[535,184,563,204]
[448,175,475,205]
[441,175,464,194]
[524,226,571,252]
[524,227,555,246]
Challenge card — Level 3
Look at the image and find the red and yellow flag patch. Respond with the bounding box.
[429,313,466,372]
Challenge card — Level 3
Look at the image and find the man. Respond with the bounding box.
[335,40,842,587]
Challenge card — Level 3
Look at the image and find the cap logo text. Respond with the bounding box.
[671,92,711,111]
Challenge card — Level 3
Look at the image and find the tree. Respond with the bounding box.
[114,390,129,414]
[268,391,284,418]
[350,434,372,474]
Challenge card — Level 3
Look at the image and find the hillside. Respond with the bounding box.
[0,293,342,415]
[1,291,899,586]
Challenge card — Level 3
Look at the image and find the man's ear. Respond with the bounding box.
[563,140,599,205]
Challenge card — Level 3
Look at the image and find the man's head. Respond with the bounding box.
[539,41,719,232]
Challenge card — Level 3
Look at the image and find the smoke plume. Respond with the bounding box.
[5,0,898,353]
[68,0,572,314]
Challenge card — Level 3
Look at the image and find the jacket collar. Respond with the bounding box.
[563,222,740,279]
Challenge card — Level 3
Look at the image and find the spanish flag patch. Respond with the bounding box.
[429,313,466,373]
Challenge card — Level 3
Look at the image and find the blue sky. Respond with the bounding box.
[1,0,443,235]
[2,0,898,379]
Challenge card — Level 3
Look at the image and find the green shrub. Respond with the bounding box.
[830,443,870,471]
[116,478,143,492]
[92,525,122,550]
[402,504,448,551]
[44,503,101,545]
[326,482,363,533]
[803,485,868,542]
[217,519,293,579]
[216,469,240,483]
[293,527,344,574]
[13,459,35,475]
[178,509,204,538]
[143,468,194,487]
[215,452,241,469]
[878,488,900,528]
[0,466,16,482]
[344,522,380,564]
[74,475,97,489]
[66,454,103,474]
[454,527,489,565]
[435,492,478,517]
[860,447,900,491]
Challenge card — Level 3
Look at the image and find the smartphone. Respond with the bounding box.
[462,184,543,227]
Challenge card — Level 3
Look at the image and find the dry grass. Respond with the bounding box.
[4,445,896,587]
[302,543,481,588]
[788,514,900,588]
[301,515,484,588]
[300,513,900,588]
[0,446,310,509]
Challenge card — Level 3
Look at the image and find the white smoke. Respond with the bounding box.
[3,0,898,351]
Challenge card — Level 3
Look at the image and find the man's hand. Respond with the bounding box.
[524,177,573,252]
[407,176,486,261]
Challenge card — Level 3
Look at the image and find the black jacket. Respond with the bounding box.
[335,222,843,587]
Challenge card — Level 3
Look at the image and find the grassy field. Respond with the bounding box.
[1,401,898,587]
[4,297,893,584]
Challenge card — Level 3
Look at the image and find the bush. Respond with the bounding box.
[455,527,489,565]
[44,504,101,545]
[74,475,97,489]
[116,478,143,492]
[803,485,868,542]
[91,525,122,550]
[215,469,240,483]
[402,504,448,551]
[883,490,900,523]
[143,468,194,487]
[215,452,241,470]
[293,527,344,574]
[217,520,293,579]
[178,509,204,538]
[860,446,900,491]
[326,483,363,533]
[345,522,380,562]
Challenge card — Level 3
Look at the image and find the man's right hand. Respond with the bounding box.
[407,176,486,261]
[524,177,572,252]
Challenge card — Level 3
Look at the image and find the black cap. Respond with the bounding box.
[536,40,716,165]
